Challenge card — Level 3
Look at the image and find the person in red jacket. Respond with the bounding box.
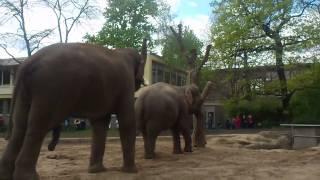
[235,115,241,129]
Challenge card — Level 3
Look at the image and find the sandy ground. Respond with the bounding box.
[0,132,319,180]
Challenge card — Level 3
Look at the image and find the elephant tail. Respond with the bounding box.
[5,70,21,140]
[5,63,32,140]
[48,125,62,151]
[4,85,17,140]
[135,97,145,136]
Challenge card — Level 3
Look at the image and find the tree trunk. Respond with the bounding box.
[20,0,31,57]
[192,110,206,147]
[192,81,212,147]
[274,38,289,117]
[242,52,251,98]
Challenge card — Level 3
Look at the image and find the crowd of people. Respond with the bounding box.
[225,114,255,129]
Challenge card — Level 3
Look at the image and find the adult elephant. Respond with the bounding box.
[0,40,147,180]
[135,82,202,159]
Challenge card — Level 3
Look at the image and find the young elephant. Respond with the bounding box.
[135,82,202,159]
[0,41,146,180]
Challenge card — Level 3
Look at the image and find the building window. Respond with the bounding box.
[157,68,164,82]
[171,72,177,85]
[177,74,182,86]
[0,69,10,85]
[181,75,186,85]
[152,62,165,83]
[164,71,170,83]
[0,99,11,114]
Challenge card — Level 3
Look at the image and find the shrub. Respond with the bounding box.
[289,89,320,124]
[288,64,320,124]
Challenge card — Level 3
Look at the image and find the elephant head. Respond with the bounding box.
[114,39,146,91]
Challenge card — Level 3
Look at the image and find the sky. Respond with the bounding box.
[165,0,212,41]
[0,0,213,58]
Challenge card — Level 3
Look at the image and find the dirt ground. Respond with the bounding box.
[1,131,319,180]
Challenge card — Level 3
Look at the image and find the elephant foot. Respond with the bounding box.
[0,161,13,180]
[13,169,40,180]
[184,146,193,153]
[121,165,138,173]
[88,164,106,173]
[173,148,183,154]
[48,142,57,151]
[144,153,155,159]
[0,170,12,180]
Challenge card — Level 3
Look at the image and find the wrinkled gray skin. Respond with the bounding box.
[0,43,146,180]
[135,82,202,159]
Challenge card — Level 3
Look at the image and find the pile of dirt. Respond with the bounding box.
[213,131,291,150]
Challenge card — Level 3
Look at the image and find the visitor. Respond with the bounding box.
[225,119,231,129]
[232,117,236,129]
[242,114,248,128]
[0,116,4,127]
[235,115,241,129]
[74,119,81,130]
[248,114,254,128]
[80,120,86,130]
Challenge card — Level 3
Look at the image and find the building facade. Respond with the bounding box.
[143,53,187,86]
[0,58,22,119]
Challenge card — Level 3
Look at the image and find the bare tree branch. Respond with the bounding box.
[1,0,53,56]
[0,44,22,64]
[197,45,212,73]
[42,0,97,43]
[29,29,54,53]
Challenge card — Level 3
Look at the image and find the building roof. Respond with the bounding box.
[0,57,26,66]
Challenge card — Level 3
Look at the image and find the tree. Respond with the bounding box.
[162,26,203,69]
[0,0,53,57]
[85,0,160,49]
[42,0,98,43]
[210,0,320,119]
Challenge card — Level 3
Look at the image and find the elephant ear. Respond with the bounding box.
[184,88,193,105]
[135,38,147,84]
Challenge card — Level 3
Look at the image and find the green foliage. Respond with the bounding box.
[289,64,320,124]
[162,26,203,69]
[290,89,320,124]
[84,0,160,49]
[210,0,320,67]
[224,96,282,127]
[199,66,215,89]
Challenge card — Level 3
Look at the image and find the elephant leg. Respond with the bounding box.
[13,103,52,180]
[48,125,62,151]
[88,117,108,173]
[0,96,29,180]
[141,130,149,157]
[117,104,137,173]
[171,128,182,154]
[144,124,158,159]
[181,127,192,152]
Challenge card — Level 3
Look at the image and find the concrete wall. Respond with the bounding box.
[293,127,320,149]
